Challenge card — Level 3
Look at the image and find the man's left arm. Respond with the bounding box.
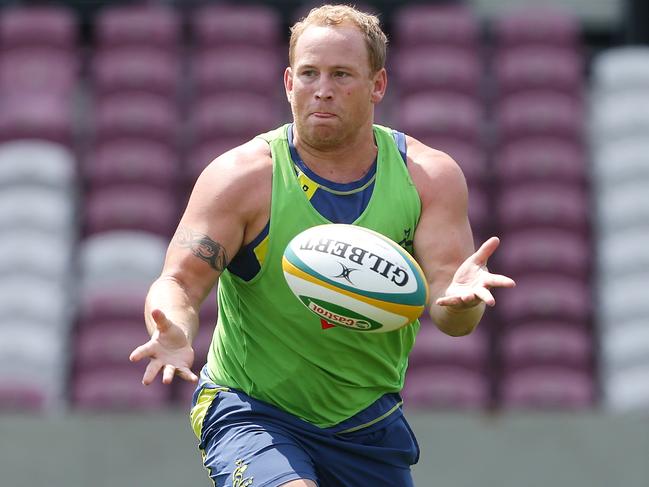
[408,138,515,336]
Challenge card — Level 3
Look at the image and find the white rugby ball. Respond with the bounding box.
[282,223,429,332]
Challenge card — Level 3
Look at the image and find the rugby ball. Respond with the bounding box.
[282,224,429,332]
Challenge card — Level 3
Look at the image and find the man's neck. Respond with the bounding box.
[293,126,378,184]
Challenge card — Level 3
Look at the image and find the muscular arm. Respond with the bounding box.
[145,137,272,341]
[131,138,271,384]
[408,137,484,336]
[143,226,228,342]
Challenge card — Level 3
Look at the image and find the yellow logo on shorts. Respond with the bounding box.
[233,459,253,487]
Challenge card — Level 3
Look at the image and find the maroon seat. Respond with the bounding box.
[0,6,77,50]
[0,47,78,95]
[393,4,479,49]
[398,93,483,146]
[84,139,179,191]
[83,184,178,237]
[72,365,171,410]
[92,47,179,97]
[74,320,150,370]
[95,4,181,50]
[496,182,589,233]
[186,137,253,183]
[496,91,583,145]
[419,139,486,189]
[497,275,591,326]
[409,318,489,370]
[0,382,51,411]
[493,7,580,49]
[467,186,491,241]
[495,138,587,185]
[394,47,481,97]
[0,93,73,146]
[494,46,583,98]
[78,285,148,327]
[192,47,282,97]
[496,229,591,280]
[500,366,594,410]
[189,93,281,144]
[500,323,592,370]
[190,4,281,49]
[402,366,490,410]
[94,93,179,146]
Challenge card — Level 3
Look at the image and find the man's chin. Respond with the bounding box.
[301,124,345,150]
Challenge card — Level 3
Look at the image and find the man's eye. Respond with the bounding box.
[334,71,349,78]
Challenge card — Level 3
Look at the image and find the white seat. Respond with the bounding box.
[79,230,166,293]
[0,229,73,282]
[601,319,649,371]
[598,274,649,327]
[591,92,649,142]
[0,276,73,328]
[595,181,649,232]
[597,228,649,279]
[592,137,649,186]
[0,140,77,189]
[591,46,649,94]
[604,364,649,412]
[0,320,70,411]
[0,322,67,371]
[0,186,77,236]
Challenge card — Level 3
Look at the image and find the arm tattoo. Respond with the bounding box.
[173,226,229,272]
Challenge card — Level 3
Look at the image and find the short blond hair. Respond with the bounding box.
[289,4,388,74]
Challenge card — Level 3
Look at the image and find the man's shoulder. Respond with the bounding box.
[403,135,465,185]
[203,136,273,182]
[399,134,468,210]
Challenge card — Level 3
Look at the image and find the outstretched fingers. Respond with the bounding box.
[470,236,501,266]
[177,367,199,383]
[142,360,163,386]
[129,342,153,363]
[484,272,516,289]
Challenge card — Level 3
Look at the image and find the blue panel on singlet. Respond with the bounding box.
[227,125,407,281]
[287,123,377,225]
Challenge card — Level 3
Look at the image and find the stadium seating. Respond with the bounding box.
[190,4,282,49]
[0,5,77,50]
[393,46,482,97]
[393,4,479,49]
[83,139,179,191]
[491,6,581,49]
[500,366,595,410]
[92,47,180,98]
[591,43,649,411]
[0,1,645,416]
[83,184,178,236]
[94,4,181,50]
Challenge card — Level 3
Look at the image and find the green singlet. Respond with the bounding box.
[206,124,422,427]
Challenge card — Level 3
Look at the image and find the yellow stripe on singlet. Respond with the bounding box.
[253,234,270,265]
[296,170,319,199]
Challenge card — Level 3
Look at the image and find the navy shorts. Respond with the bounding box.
[189,366,420,487]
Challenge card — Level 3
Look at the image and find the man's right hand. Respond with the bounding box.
[129,309,199,385]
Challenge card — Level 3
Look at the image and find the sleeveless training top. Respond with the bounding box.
[206,124,422,427]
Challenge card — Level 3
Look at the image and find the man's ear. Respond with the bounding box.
[371,68,387,104]
[284,66,294,103]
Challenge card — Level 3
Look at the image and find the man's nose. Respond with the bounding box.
[315,74,334,100]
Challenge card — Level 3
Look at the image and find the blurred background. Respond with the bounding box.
[0,0,648,486]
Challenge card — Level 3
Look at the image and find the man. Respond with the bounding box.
[130,5,515,486]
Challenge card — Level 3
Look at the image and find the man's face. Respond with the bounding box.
[285,24,386,150]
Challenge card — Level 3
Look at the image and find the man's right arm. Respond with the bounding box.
[130,138,272,385]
